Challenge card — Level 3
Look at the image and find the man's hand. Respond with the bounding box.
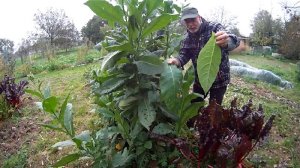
[215,31,229,48]
[167,58,180,67]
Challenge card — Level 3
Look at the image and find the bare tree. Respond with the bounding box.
[282,1,300,18]
[279,1,300,59]
[15,38,32,64]
[33,8,80,56]
[206,6,238,31]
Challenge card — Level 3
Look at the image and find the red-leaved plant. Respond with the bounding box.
[150,98,275,168]
[0,75,29,108]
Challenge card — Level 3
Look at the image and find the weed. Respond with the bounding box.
[2,147,28,168]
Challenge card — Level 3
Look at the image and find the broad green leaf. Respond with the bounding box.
[72,138,83,150]
[25,89,43,99]
[176,97,204,134]
[98,108,114,118]
[112,148,133,167]
[134,56,164,75]
[85,0,126,26]
[128,15,139,44]
[73,130,91,142]
[95,77,126,95]
[118,96,139,110]
[182,66,194,96]
[52,153,81,167]
[64,103,74,136]
[152,123,173,135]
[158,105,179,121]
[43,83,51,99]
[42,96,58,114]
[144,141,152,149]
[59,94,70,124]
[105,42,132,52]
[40,124,64,133]
[145,0,163,17]
[148,90,159,103]
[142,13,179,38]
[160,63,182,113]
[138,98,156,130]
[130,121,143,140]
[138,55,162,64]
[121,0,138,15]
[52,140,75,149]
[114,111,130,139]
[173,4,181,13]
[197,32,221,94]
[101,51,123,71]
[163,0,173,13]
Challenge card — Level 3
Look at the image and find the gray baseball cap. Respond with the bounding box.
[181,7,199,21]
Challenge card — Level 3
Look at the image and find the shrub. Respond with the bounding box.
[84,55,94,64]
[47,60,68,71]
[15,63,32,78]
[31,64,47,74]
[76,46,89,64]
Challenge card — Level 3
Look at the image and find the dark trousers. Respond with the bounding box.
[187,83,227,127]
[191,83,227,105]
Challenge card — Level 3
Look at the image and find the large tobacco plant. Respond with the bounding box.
[86,0,204,167]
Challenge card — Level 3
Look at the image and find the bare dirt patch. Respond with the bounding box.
[0,101,41,165]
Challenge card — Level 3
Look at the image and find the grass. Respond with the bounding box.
[14,47,101,78]
[2,147,28,168]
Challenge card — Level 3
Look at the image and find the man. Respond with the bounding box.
[168,7,240,105]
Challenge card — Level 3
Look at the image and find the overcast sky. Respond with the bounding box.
[0,0,296,49]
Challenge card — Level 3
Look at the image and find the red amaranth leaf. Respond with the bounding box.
[235,135,252,163]
[0,75,28,108]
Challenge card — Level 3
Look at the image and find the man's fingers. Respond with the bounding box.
[215,31,223,36]
[216,38,227,44]
[216,33,228,41]
[167,59,177,65]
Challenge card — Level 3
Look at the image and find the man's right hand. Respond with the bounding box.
[167,58,180,67]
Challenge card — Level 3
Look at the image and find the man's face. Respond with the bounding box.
[184,16,201,33]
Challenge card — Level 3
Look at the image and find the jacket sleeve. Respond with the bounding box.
[176,39,192,69]
[214,23,241,51]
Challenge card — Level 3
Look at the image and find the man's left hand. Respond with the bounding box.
[215,31,229,48]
